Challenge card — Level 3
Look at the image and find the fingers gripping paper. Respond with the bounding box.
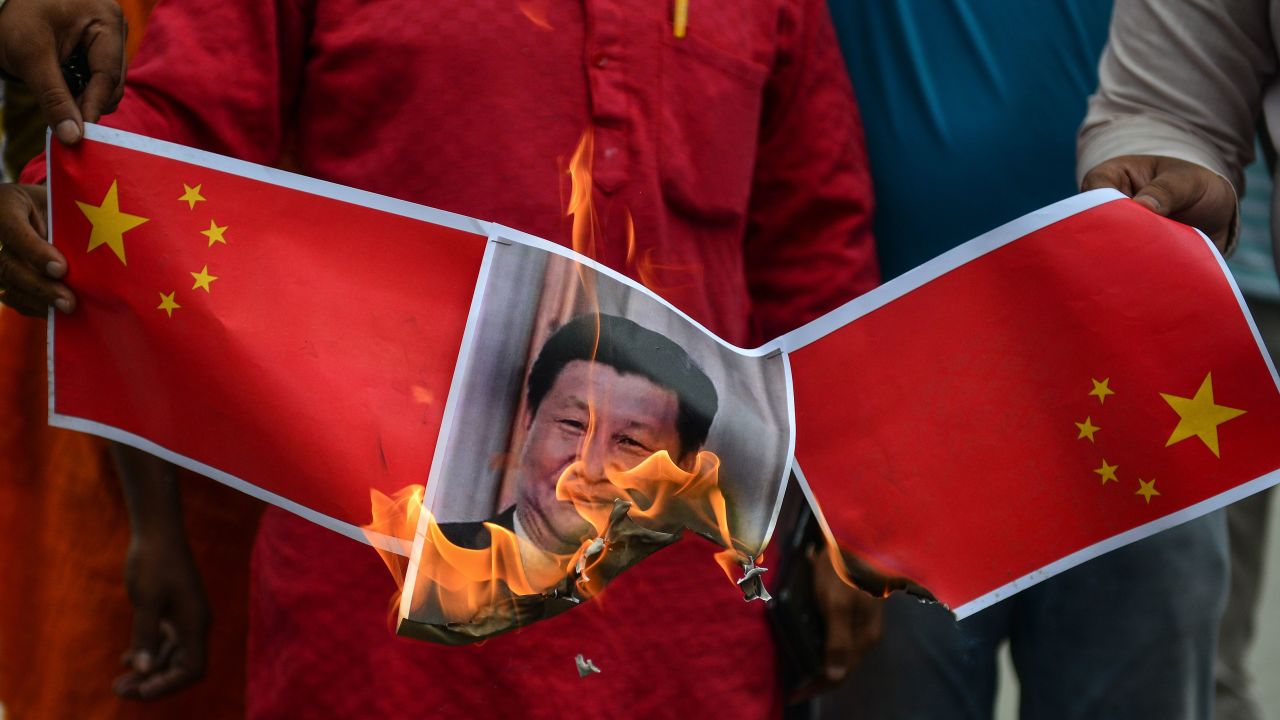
[46,126,1280,641]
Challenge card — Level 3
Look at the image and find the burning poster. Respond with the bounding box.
[43,125,1280,642]
[397,239,791,642]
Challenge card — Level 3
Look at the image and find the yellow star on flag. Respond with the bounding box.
[76,180,149,266]
[1135,478,1160,503]
[1094,459,1118,485]
[1088,377,1115,404]
[1160,373,1245,458]
[1075,416,1100,443]
[201,220,228,247]
[179,183,206,210]
[157,291,181,318]
[191,265,218,293]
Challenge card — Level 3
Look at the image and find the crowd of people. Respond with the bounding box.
[0,0,1273,718]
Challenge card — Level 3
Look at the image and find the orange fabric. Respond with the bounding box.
[0,308,261,718]
[117,0,161,59]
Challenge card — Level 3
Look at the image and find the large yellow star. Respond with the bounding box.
[1093,459,1119,485]
[157,291,181,318]
[179,183,206,210]
[1135,478,1160,504]
[201,220,228,247]
[190,265,218,293]
[1089,377,1115,404]
[1160,373,1245,457]
[1075,416,1100,443]
[76,180,149,266]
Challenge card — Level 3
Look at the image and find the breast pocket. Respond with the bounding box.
[659,34,769,224]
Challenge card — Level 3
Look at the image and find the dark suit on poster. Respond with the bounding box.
[437,505,517,550]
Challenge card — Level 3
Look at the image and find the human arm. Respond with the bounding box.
[0,0,126,143]
[743,0,878,342]
[1077,0,1276,253]
[111,443,210,700]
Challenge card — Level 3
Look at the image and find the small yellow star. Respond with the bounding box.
[190,265,218,293]
[1093,459,1119,485]
[201,220,228,247]
[1075,416,1100,443]
[1136,478,1160,504]
[179,183,206,210]
[157,291,181,318]
[1089,378,1115,404]
[76,180,149,266]
[1161,373,1246,458]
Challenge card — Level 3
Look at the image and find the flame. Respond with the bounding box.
[556,450,744,597]
[367,128,758,639]
[821,534,872,594]
[516,0,553,30]
[363,483,567,627]
[563,129,603,319]
[635,248,699,296]
[365,447,749,632]
[412,510,569,623]
[624,210,636,267]
[621,208,697,295]
[811,523,936,602]
[565,129,597,260]
[557,451,733,550]
[362,484,424,618]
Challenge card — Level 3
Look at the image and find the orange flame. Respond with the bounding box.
[367,128,757,639]
[620,208,697,295]
[558,450,732,549]
[811,522,936,602]
[556,450,745,597]
[363,483,568,627]
[624,209,636,267]
[635,248,699,296]
[365,447,751,634]
[566,129,597,260]
[411,511,569,623]
[362,484,424,618]
[516,0,553,30]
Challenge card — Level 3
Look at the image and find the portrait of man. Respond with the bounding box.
[402,243,792,637]
[438,313,719,556]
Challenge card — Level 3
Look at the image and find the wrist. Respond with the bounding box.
[128,517,191,547]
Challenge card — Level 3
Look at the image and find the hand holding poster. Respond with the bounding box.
[44,125,1280,641]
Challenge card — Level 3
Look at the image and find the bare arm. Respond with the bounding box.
[111,443,210,700]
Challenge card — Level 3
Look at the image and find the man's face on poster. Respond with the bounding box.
[513,359,691,554]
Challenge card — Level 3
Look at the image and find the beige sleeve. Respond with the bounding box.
[1078,0,1278,252]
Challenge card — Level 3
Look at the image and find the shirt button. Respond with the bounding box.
[604,147,618,159]
[592,52,609,68]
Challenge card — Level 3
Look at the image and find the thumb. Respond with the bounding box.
[21,46,84,144]
[129,605,163,674]
[1131,175,1183,217]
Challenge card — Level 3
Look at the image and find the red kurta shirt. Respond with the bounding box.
[36,0,878,716]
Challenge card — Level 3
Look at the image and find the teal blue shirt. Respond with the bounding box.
[830,1,1113,278]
